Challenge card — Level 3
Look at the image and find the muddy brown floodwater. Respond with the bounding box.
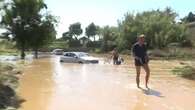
[18,56,195,110]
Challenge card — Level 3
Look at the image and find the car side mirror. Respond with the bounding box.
[74,56,78,58]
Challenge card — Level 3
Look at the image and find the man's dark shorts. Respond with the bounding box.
[134,57,148,66]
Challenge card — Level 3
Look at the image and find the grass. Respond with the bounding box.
[0,39,18,56]
[0,50,19,56]
[172,66,195,80]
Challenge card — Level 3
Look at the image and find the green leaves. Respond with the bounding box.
[69,22,83,39]
[85,22,98,41]
[1,0,57,59]
[119,8,189,49]
[172,66,195,79]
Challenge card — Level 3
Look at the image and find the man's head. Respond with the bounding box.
[137,34,145,44]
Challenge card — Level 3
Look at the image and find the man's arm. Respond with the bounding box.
[144,44,149,62]
[132,45,140,60]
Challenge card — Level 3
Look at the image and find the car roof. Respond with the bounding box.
[53,49,63,51]
[64,52,88,55]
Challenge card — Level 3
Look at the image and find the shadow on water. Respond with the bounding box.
[140,88,164,98]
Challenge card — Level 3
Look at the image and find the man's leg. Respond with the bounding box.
[135,66,141,88]
[143,64,150,88]
[113,58,116,65]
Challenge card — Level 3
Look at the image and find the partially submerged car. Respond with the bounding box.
[51,49,64,55]
[60,52,99,64]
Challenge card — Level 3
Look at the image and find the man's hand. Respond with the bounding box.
[145,56,149,63]
[134,56,140,60]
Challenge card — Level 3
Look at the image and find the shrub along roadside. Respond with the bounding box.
[172,65,195,80]
[0,63,24,109]
[148,48,195,60]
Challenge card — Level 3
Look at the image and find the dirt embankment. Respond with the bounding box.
[0,63,24,109]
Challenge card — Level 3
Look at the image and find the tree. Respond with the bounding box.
[30,14,57,58]
[99,26,118,52]
[118,8,188,49]
[182,12,195,23]
[1,0,46,59]
[62,31,71,41]
[85,22,97,41]
[68,22,82,40]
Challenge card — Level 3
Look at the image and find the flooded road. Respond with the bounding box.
[18,56,195,110]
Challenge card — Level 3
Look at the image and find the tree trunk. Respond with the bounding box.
[34,48,38,59]
[21,46,25,59]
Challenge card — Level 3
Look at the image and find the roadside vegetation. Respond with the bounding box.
[0,39,18,56]
[0,62,23,109]
[172,65,195,80]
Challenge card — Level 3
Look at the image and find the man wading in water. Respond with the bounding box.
[111,48,119,65]
[132,34,150,89]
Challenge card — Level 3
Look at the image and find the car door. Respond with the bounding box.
[68,53,78,63]
[61,53,71,62]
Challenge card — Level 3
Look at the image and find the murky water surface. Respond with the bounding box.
[18,56,195,110]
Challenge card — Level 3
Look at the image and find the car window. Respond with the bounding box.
[69,53,76,57]
[79,53,88,57]
[64,53,69,56]
[64,53,76,57]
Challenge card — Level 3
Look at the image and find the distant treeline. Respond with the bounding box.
[57,8,195,53]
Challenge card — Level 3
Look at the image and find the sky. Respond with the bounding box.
[1,0,195,38]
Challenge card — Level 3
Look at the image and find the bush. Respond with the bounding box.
[120,49,131,55]
[148,48,195,59]
[181,40,193,47]
[148,49,168,57]
[94,48,102,53]
[172,66,195,79]
[118,8,189,49]
[86,41,101,48]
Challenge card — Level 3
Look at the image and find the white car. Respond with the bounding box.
[51,49,64,55]
[60,52,99,64]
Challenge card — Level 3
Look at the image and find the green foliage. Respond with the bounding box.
[182,12,195,23]
[172,66,195,79]
[62,31,72,41]
[48,40,69,51]
[0,39,18,55]
[85,22,98,41]
[118,8,190,50]
[148,48,195,60]
[1,0,57,59]
[94,48,101,53]
[0,63,22,109]
[29,13,57,58]
[99,26,119,52]
[0,39,16,49]
[68,22,83,39]
[60,22,83,48]
[86,41,101,48]
[61,7,192,53]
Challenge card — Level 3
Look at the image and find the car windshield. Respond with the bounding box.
[78,53,89,57]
